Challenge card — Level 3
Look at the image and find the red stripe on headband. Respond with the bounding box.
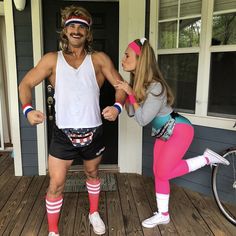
[128,41,141,55]
[65,15,91,27]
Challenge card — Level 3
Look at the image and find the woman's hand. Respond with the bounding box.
[114,80,134,95]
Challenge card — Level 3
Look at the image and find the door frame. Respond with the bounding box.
[31,0,145,175]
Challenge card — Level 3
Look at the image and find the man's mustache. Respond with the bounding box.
[70,33,84,37]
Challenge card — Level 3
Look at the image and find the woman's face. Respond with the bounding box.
[121,47,137,73]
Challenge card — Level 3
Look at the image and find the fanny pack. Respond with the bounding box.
[62,127,97,147]
[151,112,179,141]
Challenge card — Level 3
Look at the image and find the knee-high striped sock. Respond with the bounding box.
[86,179,101,214]
[46,195,63,234]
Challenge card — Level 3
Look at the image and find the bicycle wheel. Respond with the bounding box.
[212,148,236,225]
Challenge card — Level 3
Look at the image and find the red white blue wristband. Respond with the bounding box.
[113,102,123,114]
[22,104,34,118]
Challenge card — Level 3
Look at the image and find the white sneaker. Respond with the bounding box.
[89,212,106,235]
[48,233,59,236]
[204,149,230,166]
[142,212,170,228]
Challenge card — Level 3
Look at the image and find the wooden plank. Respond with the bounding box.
[0,153,13,175]
[59,192,79,236]
[0,167,21,211]
[106,190,126,235]
[185,189,236,236]
[38,214,48,236]
[0,164,15,191]
[3,176,45,235]
[20,176,49,236]
[0,176,32,234]
[116,173,143,236]
[128,174,161,236]
[170,185,213,236]
[224,202,236,225]
[73,192,91,236]
[142,176,179,235]
[0,152,9,166]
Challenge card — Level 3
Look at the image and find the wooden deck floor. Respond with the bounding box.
[0,152,235,236]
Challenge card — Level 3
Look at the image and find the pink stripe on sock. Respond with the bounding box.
[162,212,169,216]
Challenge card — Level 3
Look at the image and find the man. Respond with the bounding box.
[19,5,126,236]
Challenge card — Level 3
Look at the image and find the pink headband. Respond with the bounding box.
[128,41,141,55]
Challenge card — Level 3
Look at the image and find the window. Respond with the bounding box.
[157,0,201,113]
[158,0,201,49]
[159,53,198,113]
[150,0,236,129]
[208,1,236,117]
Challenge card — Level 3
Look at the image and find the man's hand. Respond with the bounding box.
[102,106,119,121]
[114,80,133,95]
[27,110,45,125]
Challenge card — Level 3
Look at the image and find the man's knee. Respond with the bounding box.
[84,166,99,178]
[47,181,64,196]
[47,175,66,195]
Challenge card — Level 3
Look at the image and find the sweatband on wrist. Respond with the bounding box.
[125,97,130,104]
[22,104,34,118]
[128,94,137,105]
[113,102,123,114]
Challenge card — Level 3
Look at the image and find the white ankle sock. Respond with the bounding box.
[186,155,207,172]
[156,193,169,213]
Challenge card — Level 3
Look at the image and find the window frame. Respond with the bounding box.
[149,0,236,131]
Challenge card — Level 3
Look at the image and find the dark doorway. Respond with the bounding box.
[42,0,119,165]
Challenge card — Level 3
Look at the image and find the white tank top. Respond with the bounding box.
[54,51,102,128]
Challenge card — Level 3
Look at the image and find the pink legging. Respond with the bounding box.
[153,123,194,194]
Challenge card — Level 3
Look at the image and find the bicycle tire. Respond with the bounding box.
[212,148,236,225]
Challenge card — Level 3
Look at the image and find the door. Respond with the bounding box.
[42,0,119,165]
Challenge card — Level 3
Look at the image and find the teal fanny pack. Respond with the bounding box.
[151,112,178,141]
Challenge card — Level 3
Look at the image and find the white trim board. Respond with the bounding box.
[31,0,48,175]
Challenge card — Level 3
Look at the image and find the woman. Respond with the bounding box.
[115,38,229,228]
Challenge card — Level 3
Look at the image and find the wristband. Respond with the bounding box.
[22,104,34,118]
[128,94,137,105]
[125,97,130,104]
[113,102,123,114]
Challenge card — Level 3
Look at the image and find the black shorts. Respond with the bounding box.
[49,124,105,161]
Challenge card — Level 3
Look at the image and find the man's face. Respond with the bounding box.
[65,23,89,48]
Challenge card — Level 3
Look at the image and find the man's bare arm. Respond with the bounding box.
[96,52,126,105]
[19,52,56,105]
[94,52,126,120]
[19,52,57,125]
